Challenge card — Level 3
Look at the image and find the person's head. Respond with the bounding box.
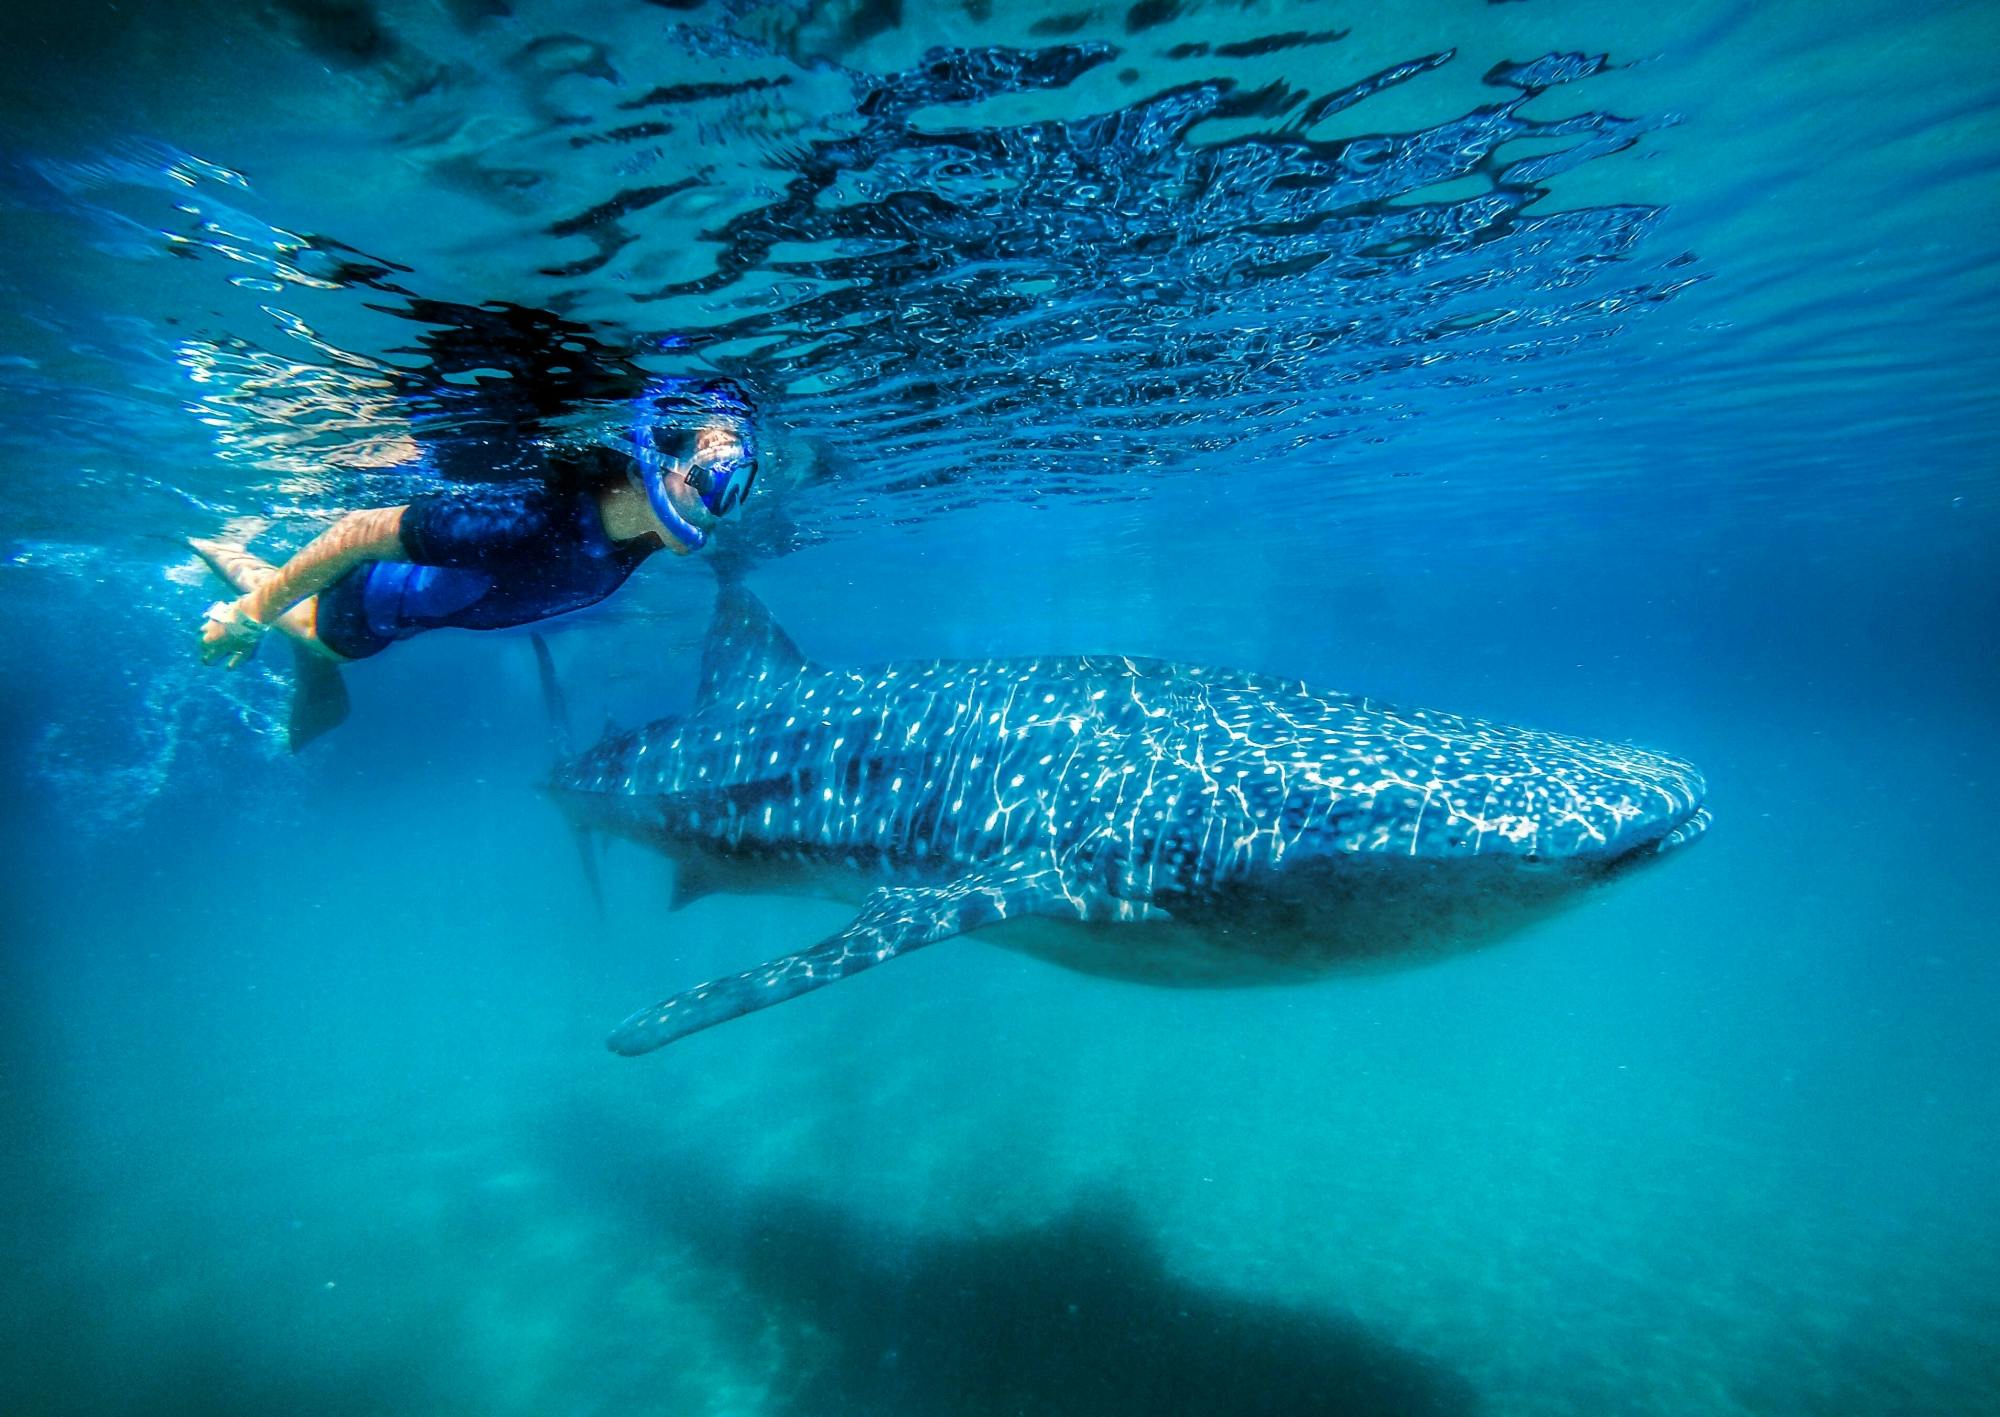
[626,377,759,554]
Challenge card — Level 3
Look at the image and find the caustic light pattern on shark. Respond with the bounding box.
[550,587,1710,1055]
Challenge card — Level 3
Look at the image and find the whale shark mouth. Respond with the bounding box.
[1655,805,1712,854]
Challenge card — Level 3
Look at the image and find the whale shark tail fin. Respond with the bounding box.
[532,633,605,916]
[696,582,813,711]
[531,632,575,759]
[606,853,1070,1055]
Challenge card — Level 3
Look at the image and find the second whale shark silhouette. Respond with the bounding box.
[552,586,1709,1055]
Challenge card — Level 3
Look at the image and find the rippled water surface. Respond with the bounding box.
[2,2,1996,1415]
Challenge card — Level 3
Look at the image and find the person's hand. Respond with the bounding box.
[200,598,270,669]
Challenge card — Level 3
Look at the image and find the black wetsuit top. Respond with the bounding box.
[316,481,656,660]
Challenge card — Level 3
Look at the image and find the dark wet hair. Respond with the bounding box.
[640,376,755,427]
[543,443,633,496]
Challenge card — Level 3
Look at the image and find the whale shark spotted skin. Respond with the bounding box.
[554,587,1709,1055]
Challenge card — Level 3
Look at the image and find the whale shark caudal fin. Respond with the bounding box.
[530,633,575,759]
[606,854,1073,1055]
[531,633,605,915]
[695,582,813,711]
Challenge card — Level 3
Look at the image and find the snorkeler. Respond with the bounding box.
[189,377,759,749]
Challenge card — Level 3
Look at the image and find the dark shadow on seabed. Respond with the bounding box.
[548,1107,1481,1417]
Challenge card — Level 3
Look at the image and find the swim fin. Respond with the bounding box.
[287,641,350,752]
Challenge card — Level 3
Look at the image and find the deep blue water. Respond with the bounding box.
[2,2,1997,1414]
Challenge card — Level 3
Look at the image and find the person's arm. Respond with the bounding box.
[241,506,408,624]
[200,506,407,666]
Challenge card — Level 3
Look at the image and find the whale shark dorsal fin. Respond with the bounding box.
[696,583,812,710]
[607,853,1073,1055]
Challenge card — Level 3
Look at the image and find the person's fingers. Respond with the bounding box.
[200,625,250,667]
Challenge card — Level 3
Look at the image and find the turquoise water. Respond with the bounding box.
[3,2,1997,1414]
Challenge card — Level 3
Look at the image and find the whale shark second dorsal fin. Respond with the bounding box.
[696,583,812,711]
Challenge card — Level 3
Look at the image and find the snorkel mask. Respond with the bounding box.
[627,377,759,551]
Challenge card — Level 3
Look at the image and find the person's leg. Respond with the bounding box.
[190,536,355,750]
[188,537,345,661]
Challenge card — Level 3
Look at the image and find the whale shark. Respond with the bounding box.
[552,587,1709,1055]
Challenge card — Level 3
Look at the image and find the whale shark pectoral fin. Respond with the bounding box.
[606,854,1073,1056]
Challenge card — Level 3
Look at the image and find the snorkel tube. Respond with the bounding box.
[627,377,759,552]
[629,404,708,551]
